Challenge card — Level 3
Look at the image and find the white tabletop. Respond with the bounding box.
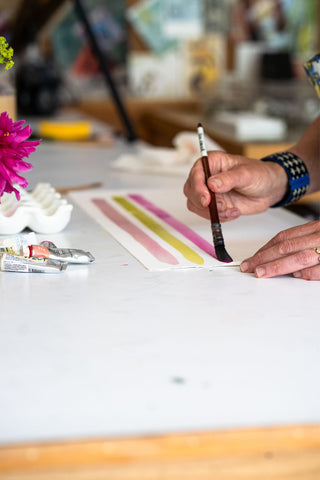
[0,140,319,445]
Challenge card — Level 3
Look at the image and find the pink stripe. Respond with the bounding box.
[128,194,217,259]
[92,198,179,266]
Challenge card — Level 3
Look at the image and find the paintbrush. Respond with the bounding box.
[56,182,103,194]
[197,123,233,263]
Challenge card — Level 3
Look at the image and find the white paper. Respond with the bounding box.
[69,189,305,271]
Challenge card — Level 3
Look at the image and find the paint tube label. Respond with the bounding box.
[0,233,38,251]
[0,253,67,273]
[21,245,50,258]
[21,243,95,264]
[0,246,17,255]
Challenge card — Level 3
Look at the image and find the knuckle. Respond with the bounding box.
[183,180,192,199]
[314,220,320,230]
[249,251,265,268]
[183,181,188,197]
[254,252,265,265]
[296,250,314,266]
[269,261,282,276]
[278,239,295,255]
[186,199,195,213]
[273,230,287,244]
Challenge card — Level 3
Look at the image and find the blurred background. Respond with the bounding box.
[1,0,319,148]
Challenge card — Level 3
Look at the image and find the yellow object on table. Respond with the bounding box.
[38,120,93,141]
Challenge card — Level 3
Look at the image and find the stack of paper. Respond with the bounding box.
[211,111,287,141]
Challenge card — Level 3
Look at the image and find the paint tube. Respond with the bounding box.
[0,246,17,255]
[21,243,95,264]
[0,253,67,273]
[0,232,38,251]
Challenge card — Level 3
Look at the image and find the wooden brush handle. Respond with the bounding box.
[201,156,220,224]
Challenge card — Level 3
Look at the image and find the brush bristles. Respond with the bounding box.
[214,245,233,263]
[211,223,233,263]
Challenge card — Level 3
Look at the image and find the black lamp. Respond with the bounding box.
[12,0,138,142]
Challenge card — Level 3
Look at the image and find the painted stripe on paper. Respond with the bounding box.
[92,198,179,265]
[128,194,216,259]
[113,196,204,265]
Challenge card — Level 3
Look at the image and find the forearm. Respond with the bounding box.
[289,115,320,194]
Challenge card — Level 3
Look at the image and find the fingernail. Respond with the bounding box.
[209,178,222,189]
[293,271,301,278]
[240,261,248,272]
[255,267,265,278]
[200,196,207,207]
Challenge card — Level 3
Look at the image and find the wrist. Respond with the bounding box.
[260,151,310,207]
[264,161,289,206]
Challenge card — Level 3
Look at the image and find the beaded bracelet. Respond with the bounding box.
[261,151,310,207]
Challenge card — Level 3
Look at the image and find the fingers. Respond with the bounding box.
[183,150,286,224]
[240,221,320,280]
[184,152,244,221]
[184,160,211,220]
[186,197,210,220]
[183,157,237,222]
[255,221,320,253]
[293,264,320,280]
[183,151,239,207]
[241,248,319,278]
[218,204,241,221]
[207,164,254,195]
[186,194,241,222]
[183,159,209,207]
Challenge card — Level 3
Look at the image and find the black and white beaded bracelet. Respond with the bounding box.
[261,151,310,207]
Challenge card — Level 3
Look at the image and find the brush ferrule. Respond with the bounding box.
[211,223,225,247]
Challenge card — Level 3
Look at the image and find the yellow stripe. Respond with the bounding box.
[113,196,204,265]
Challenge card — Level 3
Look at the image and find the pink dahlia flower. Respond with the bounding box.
[0,111,41,201]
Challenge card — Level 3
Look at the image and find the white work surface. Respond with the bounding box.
[0,140,319,446]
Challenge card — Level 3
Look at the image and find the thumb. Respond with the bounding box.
[208,165,252,194]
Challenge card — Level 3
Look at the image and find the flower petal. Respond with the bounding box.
[3,182,21,200]
[0,161,28,188]
[1,155,33,172]
[0,175,6,197]
[0,112,40,201]
[12,125,33,143]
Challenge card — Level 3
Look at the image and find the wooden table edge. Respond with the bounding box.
[1,424,320,476]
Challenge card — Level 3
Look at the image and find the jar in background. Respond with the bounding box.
[0,71,16,120]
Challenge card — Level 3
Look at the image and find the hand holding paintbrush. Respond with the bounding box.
[197,123,233,263]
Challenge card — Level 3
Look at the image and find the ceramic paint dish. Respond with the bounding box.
[0,183,73,234]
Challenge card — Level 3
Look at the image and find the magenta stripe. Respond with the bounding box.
[128,194,216,259]
[92,198,179,266]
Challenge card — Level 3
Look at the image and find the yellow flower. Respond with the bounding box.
[0,36,14,70]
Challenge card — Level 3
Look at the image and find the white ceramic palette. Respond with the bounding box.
[0,183,73,234]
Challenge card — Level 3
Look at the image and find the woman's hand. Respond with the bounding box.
[183,151,288,222]
[240,221,320,280]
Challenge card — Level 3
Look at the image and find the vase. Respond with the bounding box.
[0,71,16,120]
